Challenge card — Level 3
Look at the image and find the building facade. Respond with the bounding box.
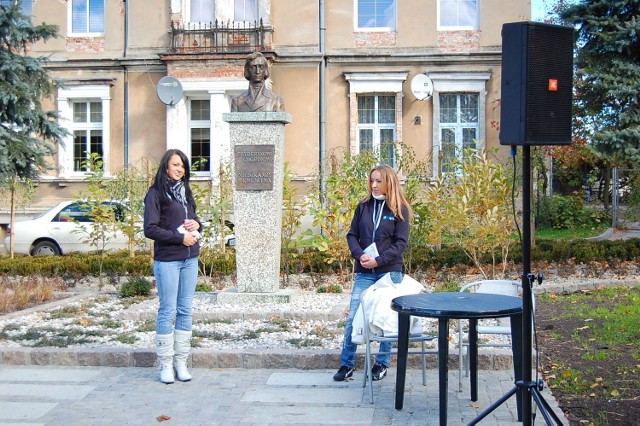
[2,0,530,220]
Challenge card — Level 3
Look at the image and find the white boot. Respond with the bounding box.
[173,329,192,382]
[155,332,175,384]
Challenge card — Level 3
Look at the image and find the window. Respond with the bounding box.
[438,94,479,172]
[234,0,257,21]
[0,0,32,15]
[190,0,214,23]
[57,85,111,178]
[189,99,211,173]
[187,0,259,23]
[356,0,396,31]
[429,71,488,179]
[358,95,397,166]
[438,0,478,29]
[70,0,104,34]
[345,72,406,168]
[71,101,103,172]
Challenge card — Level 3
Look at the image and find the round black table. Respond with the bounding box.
[391,292,523,426]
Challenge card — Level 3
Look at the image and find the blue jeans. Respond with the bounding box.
[339,271,403,369]
[154,256,199,335]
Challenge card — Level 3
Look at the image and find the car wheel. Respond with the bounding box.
[31,241,61,256]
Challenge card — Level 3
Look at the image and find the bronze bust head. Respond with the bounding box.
[231,52,285,113]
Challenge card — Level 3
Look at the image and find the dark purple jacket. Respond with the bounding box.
[347,198,409,274]
[143,187,201,262]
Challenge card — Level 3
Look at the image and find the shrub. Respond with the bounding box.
[546,194,609,230]
[423,148,516,279]
[196,282,213,292]
[316,283,343,293]
[119,277,152,298]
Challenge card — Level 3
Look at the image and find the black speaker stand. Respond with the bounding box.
[468,146,564,426]
[468,378,565,425]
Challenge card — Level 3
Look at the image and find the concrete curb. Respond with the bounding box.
[0,346,518,371]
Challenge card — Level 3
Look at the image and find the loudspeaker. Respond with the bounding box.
[500,22,574,146]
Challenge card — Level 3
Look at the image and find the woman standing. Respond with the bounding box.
[144,149,201,384]
[333,165,413,382]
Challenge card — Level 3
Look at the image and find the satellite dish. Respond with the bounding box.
[156,76,183,106]
[411,74,433,101]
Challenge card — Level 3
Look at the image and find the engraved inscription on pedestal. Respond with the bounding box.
[234,145,275,191]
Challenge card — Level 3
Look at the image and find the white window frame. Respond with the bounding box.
[354,0,396,32]
[234,0,258,22]
[68,0,105,36]
[345,72,407,167]
[188,98,212,177]
[57,85,111,179]
[437,0,479,30]
[183,0,264,25]
[357,94,397,167]
[186,0,215,23]
[438,93,480,173]
[165,79,247,182]
[71,100,104,173]
[428,71,490,179]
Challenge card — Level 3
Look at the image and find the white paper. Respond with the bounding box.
[177,225,200,240]
[363,242,379,258]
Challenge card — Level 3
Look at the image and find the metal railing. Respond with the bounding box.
[170,19,272,53]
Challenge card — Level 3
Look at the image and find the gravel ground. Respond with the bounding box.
[1,272,637,352]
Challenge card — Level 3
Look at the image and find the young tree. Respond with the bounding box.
[423,148,516,279]
[0,2,66,256]
[558,0,640,165]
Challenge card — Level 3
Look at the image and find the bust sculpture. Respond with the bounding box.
[231,52,285,113]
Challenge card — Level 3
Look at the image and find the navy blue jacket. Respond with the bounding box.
[143,187,201,262]
[347,198,409,274]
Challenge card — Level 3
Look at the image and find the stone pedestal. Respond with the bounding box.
[223,112,292,294]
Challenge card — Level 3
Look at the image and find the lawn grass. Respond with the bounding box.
[535,224,610,240]
[538,285,640,418]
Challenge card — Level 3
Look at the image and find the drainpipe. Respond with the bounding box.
[123,0,129,169]
[319,0,326,206]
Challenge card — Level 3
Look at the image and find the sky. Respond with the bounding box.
[531,0,548,22]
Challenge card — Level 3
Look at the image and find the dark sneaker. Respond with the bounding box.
[333,365,354,381]
[371,363,387,381]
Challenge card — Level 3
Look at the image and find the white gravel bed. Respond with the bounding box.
[4,274,635,352]
[0,290,514,352]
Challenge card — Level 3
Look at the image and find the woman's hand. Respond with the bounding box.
[183,219,199,232]
[183,232,198,246]
[359,254,378,269]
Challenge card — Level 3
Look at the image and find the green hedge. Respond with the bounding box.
[0,252,153,277]
[1,238,638,277]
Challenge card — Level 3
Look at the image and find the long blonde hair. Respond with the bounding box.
[364,165,413,222]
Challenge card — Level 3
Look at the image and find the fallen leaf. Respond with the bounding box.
[610,389,620,397]
[156,415,171,422]
[470,401,482,408]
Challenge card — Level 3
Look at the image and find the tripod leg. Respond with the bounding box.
[530,388,566,425]
[467,386,519,426]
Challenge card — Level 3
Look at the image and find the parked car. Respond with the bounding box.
[4,200,135,256]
